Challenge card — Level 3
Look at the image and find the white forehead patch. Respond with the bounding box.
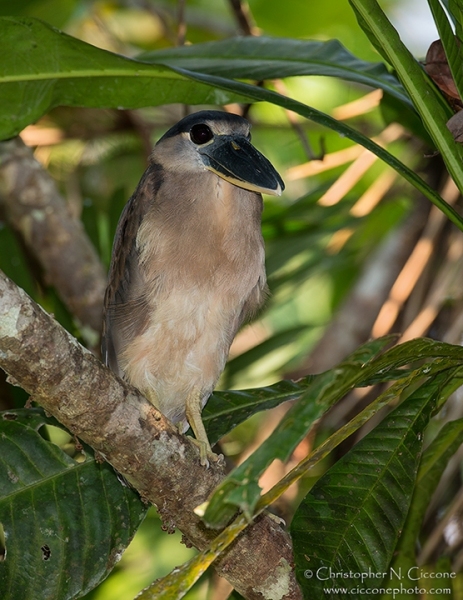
[205,119,250,137]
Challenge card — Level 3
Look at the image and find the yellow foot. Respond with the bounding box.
[184,390,221,467]
[187,436,220,467]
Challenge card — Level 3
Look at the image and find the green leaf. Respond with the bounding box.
[1,18,462,231]
[290,370,453,599]
[206,337,463,447]
[428,0,463,101]
[202,338,463,529]
[136,517,248,600]
[452,0,463,42]
[173,67,463,233]
[140,37,412,109]
[348,0,463,198]
[449,0,463,42]
[204,376,317,446]
[393,417,463,562]
[202,337,398,529]
[0,16,245,140]
[0,408,147,600]
[256,362,458,512]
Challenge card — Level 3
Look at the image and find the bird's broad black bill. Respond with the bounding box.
[200,135,284,196]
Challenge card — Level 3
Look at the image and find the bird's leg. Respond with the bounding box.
[185,391,218,467]
[144,389,161,409]
[144,387,217,466]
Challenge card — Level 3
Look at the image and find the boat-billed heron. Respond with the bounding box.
[102,110,284,465]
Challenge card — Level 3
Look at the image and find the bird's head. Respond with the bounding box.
[154,110,284,197]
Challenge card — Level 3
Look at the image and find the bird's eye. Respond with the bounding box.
[190,124,213,145]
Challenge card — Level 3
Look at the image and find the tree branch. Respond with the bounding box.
[0,269,302,600]
[0,137,106,335]
[227,0,256,36]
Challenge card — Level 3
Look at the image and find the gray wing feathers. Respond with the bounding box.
[102,163,163,376]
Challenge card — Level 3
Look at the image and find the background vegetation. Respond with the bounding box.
[1,0,463,599]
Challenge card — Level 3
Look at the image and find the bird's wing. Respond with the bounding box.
[102,163,162,376]
[229,274,268,345]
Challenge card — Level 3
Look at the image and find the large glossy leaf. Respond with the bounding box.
[349,0,463,197]
[1,18,462,231]
[290,369,453,599]
[0,408,147,600]
[202,338,463,529]
[205,335,463,448]
[429,0,463,101]
[449,0,463,41]
[204,377,316,446]
[140,37,412,109]
[0,16,245,140]
[392,417,463,565]
[202,337,397,529]
[255,362,463,512]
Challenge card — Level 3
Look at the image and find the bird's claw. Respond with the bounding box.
[187,436,221,468]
